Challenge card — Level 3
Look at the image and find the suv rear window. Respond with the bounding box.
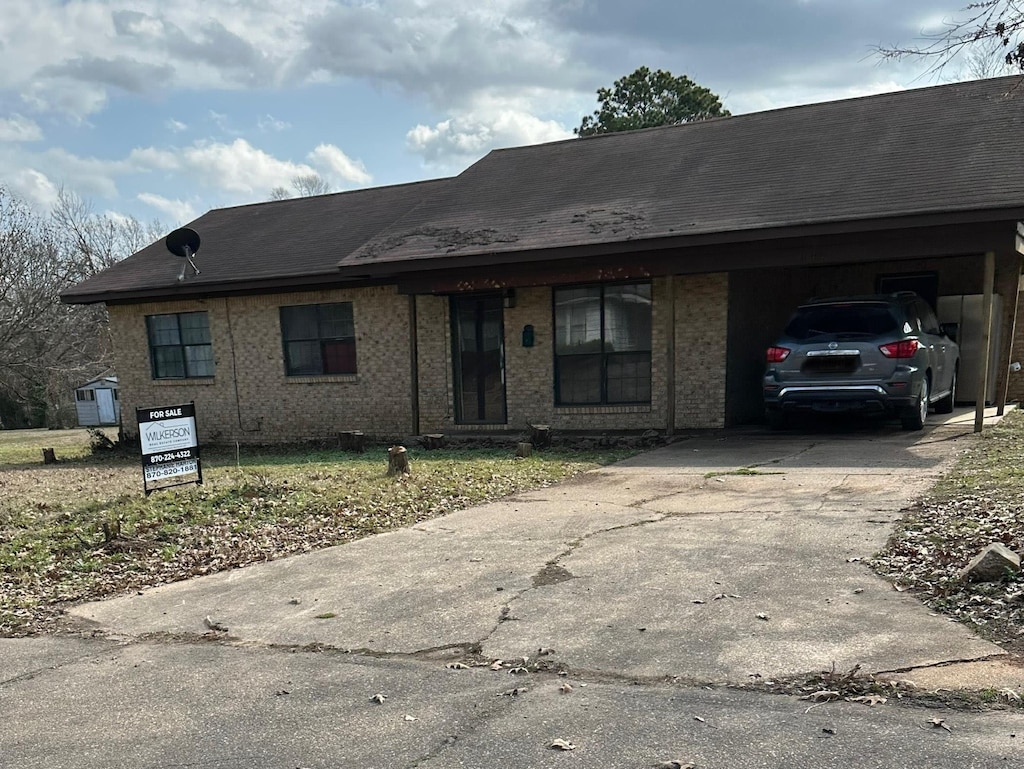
[784,303,900,341]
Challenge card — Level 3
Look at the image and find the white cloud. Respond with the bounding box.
[137,192,197,224]
[8,168,60,209]
[308,144,371,186]
[258,114,291,132]
[166,119,187,133]
[0,115,43,142]
[124,138,330,197]
[407,108,572,168]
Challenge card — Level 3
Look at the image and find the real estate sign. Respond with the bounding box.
[136,402,203,495]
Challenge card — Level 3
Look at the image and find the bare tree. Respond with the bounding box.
[268,173,332,200]
[0,186,165,428]
[877,1,1024,76]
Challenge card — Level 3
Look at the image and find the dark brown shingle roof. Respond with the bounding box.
[61,178,452,303]
[64,76,1024,303]
[341,76,1024,272]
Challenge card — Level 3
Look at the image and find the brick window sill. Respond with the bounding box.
[152,378,216,386]
[285,375,359,384]
[554,404,651,415]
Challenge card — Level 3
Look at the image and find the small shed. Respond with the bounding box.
[74,376,121,427]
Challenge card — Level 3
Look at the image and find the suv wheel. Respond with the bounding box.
[901,377,929,431]
[934,367,957,414]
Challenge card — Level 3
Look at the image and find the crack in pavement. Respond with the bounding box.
[872,653,1011,677]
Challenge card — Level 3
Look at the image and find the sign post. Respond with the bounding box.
[136,402,203,495]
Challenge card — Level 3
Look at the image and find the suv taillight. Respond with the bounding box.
[879,339,920,358]
[766,346,791,363]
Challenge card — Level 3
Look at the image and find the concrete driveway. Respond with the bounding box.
[68,410,1016,689]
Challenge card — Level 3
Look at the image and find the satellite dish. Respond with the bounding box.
[165,228,202,281]
[166,228,201,258]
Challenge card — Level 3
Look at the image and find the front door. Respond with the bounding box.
[451,295,506,424]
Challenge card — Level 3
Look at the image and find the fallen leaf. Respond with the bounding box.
[929,718,952,733]
[445,662,469,670]
[490,660,504,671]
[654,761,695,769]
[497,687,527,697]
[404,714,418,722]
[369,693,386,704]
[537,647,556,656]
[508,666,529,675]
[559,683,573,694]
[801,690,841,702]
[549,738,576,751]
[693,716,705,723]
[756,612,770,621]
[847,695,887,706]
[203,615,228,633]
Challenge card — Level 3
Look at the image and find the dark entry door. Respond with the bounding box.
[451,295,506,424]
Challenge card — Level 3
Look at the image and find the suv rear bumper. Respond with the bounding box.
[764,384,916,414]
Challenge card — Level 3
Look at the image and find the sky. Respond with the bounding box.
[0,1,1004,229]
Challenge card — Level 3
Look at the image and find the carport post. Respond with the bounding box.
[1004,223,1024,416]
[974,251,996,433]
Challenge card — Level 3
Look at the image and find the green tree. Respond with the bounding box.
[575,66,730,137]
[877,1,1023,75]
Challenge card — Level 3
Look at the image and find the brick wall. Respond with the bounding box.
[413,275,727,434]
[110,275,732,442]
[674,273,729,429]
[109,286,414,444]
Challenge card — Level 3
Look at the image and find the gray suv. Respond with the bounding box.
[763,292,959,430]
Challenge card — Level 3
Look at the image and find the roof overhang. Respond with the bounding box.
[62,206,1024,305]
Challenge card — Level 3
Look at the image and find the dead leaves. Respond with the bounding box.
[654,762,695,769]
[203,615,228,633]
[549,738,576,751]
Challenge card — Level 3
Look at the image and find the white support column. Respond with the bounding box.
[974,251,996,433]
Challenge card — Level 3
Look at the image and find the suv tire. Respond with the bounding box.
[934,366,957,414]
[901,377,929,431]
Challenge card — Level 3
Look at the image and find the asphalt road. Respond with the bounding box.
[3,412,1023,767]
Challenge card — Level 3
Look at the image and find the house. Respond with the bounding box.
[62,76,1024,445]
[73,376,120,427]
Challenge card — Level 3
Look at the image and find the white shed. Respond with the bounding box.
[74,376,121,427]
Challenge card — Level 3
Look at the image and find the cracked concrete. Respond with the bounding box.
[67,419,1011,690]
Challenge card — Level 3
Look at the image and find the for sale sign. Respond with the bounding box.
[137,402,203,495]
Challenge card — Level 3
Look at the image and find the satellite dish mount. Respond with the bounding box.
[165,228,202,281]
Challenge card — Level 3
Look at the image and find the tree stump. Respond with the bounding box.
[515,442,533,458]
[422,434,445,450]
[339,430,367,452]
[529,424,551,449]
[41,448,56,464]
[387,445,411,476]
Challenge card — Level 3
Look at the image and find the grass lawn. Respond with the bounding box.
[0,431,634,636]
[872,409,1024,653]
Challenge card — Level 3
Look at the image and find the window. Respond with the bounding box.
[75,390,95,402]
[554,282,652,405]
[280,302,356,376]
[146,312,214,379]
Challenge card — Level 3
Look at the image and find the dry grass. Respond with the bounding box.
[1,431,634,636]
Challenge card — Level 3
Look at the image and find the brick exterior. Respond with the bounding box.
[674,273,729,429]
[109,286,414,444]
[412,275,727,434]
[107,273,732,442]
